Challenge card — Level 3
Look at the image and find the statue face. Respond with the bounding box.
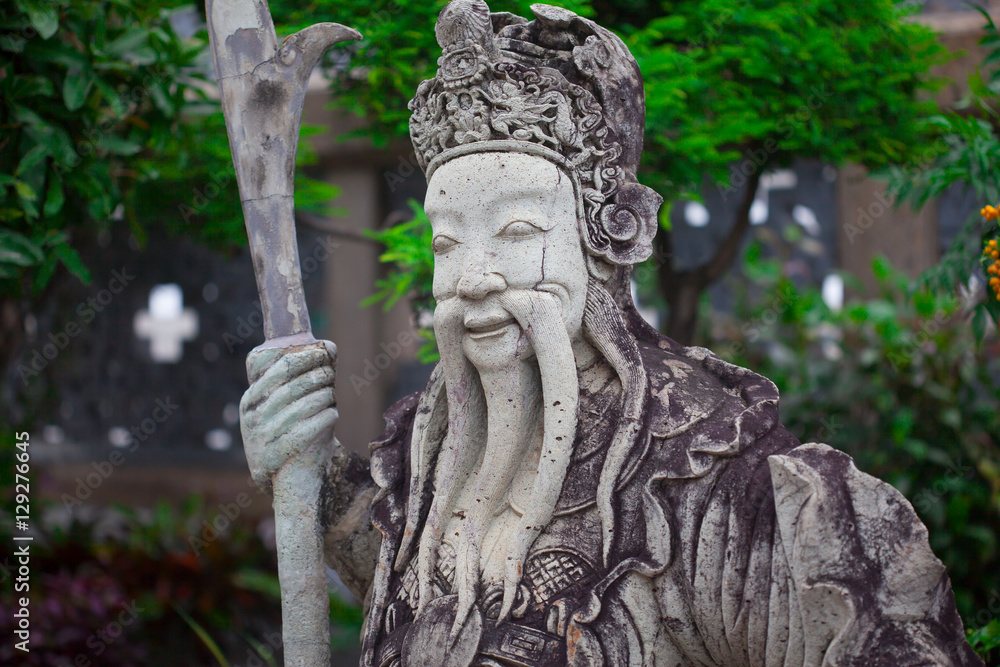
[427,152,589,368]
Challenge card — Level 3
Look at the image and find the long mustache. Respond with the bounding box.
[415,296,487,617]
[449,288,579,636]
[399,280,648,645]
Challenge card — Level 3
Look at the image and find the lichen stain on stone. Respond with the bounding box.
[566,622,583,662]
[286,290,303,326]
[225,28,266,73]
[253,155,266,195]
[249,78,287,110]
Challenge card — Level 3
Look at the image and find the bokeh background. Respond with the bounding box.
[2,0,999,664]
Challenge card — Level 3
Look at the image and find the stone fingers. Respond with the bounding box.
[239,365,333,440]
[246,345,286,385]
[322,339,338,366]
[240,341,338,493]
[242,385,336,490]
[250,366,336,422]
[266,386,336,444]
[244,347,333,411]
[263,406,339,481]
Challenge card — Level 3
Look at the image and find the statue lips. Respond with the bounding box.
[464,311,517,340]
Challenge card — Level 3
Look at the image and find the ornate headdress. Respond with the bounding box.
[409,0,662,267]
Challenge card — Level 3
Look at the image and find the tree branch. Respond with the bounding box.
[655,220,676,286]
[704,169,762,284]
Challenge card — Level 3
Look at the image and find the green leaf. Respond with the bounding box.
[43,175,64,217]
[103,27,150,58]
[4,74,55,99]
[32,252,59,293]
[54,243,92,283]
[15,144,48,177]
[0,229,44,267]
[149,81,175,116]
[231,568,281,599]
[1,33,27,53]
[17,0,59,39]
[0,208,25,223]
[126,47,158,66]
[240,633,278,667]
[658,201,673,231]
[171,604,229,667]
[13,180,38,214]
[63,67,93,111]
[972,304,987,342]
[92,77,129,118]
[96,135,142,156]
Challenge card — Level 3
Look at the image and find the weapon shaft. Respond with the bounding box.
[206,1,361,664]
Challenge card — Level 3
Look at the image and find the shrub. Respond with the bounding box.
[712,249,1000,663]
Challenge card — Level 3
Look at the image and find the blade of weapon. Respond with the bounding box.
[206,2,360,666]
[208,0,360,346]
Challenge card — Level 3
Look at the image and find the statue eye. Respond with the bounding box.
[498,220,542,238]
[432,234,459,254]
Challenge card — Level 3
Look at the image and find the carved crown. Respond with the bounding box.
[409,0,662,266]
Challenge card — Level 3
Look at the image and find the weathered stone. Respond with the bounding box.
[207,2,361,665]
[237,1,983,665]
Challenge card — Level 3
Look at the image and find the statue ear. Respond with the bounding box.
[593,182,662,266]
[586,254,616,282]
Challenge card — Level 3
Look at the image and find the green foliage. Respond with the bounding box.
[0,0,339,299]
[173,603,231,667]
[969,618,1000,665]
[362,200,439,361]
[628,0,947,201]
[0,0,235,295]
[362,200,433,312]
[266,0,594,146]
[714,248,1000,651]
[885,6,1000,331]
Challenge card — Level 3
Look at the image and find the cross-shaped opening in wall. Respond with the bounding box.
[133,284,199,363]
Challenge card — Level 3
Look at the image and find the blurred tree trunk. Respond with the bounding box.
[657,170,761,345]
[0,295,27,425]
[0,296,23,365]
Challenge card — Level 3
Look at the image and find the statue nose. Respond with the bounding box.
[457,266,507,300]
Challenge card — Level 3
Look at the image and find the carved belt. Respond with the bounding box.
[376,620,565,667]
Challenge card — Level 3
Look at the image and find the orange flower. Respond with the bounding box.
[980,227,1000,300]
[982,205,1000,220]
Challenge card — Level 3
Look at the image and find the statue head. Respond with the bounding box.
[410,0,663,278]
[400,0,663,628]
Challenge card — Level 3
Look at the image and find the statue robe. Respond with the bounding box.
[360,336,982,667]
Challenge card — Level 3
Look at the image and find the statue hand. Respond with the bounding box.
[239,340,339,493]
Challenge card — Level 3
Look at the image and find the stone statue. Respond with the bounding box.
[238,2,983,665]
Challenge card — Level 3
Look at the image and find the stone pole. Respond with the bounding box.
[205,1,360,664]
